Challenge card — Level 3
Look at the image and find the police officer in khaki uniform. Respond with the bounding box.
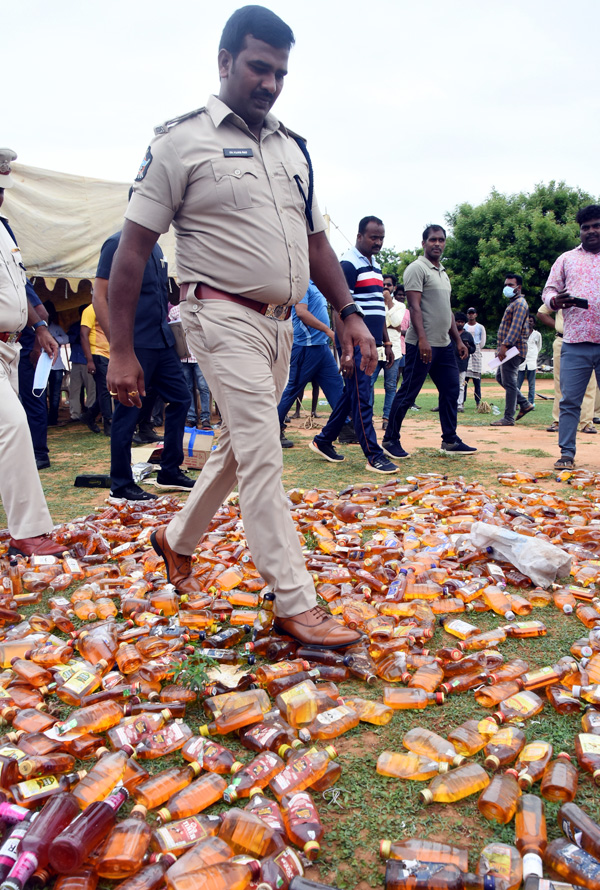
[0,148,64,556]
[107,6,377,650]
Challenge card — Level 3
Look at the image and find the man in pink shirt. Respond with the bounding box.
[542,204,600,470]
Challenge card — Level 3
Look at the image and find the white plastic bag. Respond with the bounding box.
[468,521,571,588]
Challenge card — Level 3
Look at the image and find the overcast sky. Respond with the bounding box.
[5,0,600,257]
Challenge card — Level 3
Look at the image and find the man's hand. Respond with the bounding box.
[87,359,96,375]
[550,288,578,310]
[496,344,508,361]
[107,352,146,409]
[35,327,59,363]
[418,336,432,364]
[457,342,468,361]
[384,343,395,369]
[338,314,377,378]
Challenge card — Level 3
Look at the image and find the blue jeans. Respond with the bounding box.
[385,342,459,444]
[181,362,211,424]
[315,345,384,464]
[277,343,344,425]
[370,357,401,419]
[559,342,600,459]
[517,368,536,405]
[496,354,529,422]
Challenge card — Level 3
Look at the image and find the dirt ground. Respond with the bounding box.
[285,378,600,476]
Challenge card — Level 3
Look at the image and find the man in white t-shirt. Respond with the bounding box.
[517,315,542,407]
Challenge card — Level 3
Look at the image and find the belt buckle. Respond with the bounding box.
[7,332,20,345]
[264,304,291,321]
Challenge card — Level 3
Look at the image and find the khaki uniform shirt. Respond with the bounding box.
[0,218,28,334]
[404,256,453,347]
[126,95,326,307]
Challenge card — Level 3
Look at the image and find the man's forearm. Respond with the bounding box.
[80,329,94,365]
[308,232,353,314]
[108,246,147,353]
[92,278,110,342]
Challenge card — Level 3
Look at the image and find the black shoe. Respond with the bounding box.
[111,483,157,501]
[200,420,213,431]
[280,428,294,449]
[440,438,478,455]
[132,433,144,445]
[381,439,411,459]
[82,412,100,434]
[366,455,399,474]
[138,423,162,443]
[103,418,112,437]
[338,421,359,444]
[36,458,50,470]
[309,439,345,462]
[155,469,195,491]
[430,406,439,412]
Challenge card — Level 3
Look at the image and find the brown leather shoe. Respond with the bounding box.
[516,403,534,421]
[9,534,65,557]
[274,606,365,650]
[150,526,199,595]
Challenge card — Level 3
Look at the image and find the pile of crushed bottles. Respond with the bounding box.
[1,468,600,889]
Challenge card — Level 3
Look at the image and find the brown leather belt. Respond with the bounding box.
[0,332,21,344]
[182,282,292,321]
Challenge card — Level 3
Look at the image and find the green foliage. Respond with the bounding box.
[170,650,219,693]
[379,246,421,282]
[443,181,598,329]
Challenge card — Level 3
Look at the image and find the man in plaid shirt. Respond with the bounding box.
[490,273,533,426]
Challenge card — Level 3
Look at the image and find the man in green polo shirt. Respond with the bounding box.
[382,224,477,458]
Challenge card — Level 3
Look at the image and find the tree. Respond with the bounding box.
[378,246,421,283]
[443,181,598,329]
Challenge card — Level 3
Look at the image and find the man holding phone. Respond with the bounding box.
[542,204,600,469]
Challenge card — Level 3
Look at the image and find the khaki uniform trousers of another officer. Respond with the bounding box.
[0,223,53,539]
[167,296,316,618]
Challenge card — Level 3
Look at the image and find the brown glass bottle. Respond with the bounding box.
[134,763,202,809]
[477,769,521,824]
[515,793,547,879]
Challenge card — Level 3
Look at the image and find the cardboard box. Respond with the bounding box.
[182,426,215,470]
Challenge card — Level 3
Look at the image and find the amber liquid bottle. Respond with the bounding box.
[151,813,222,857]
[97,804,151,879]
[72,748,130,809]
[447,720,489,756]
[53,869,98,890]
[56,701,123,736]
[281,790,323,860]
[379,839,468,872]
[224,751,284,803]
[515,741,553,790]
[134,763,202,809]
[420,763,490,805]
[18,753,76,779]
[476,843,523,890]
[269,746,337,802]
[377,752,449,780]
[166,859,261,890]
[477,769,521,824]
[164,835,233,887]
[10,771,87,808]
[218,807,281,858]
[574,734,600,785]
[383,688,445,710]
[544,838,600,890]
[402,728,464,766]
[484,726,526,770]
[181,737,240,774]
[157,773,227,823]
[540,752,578,803]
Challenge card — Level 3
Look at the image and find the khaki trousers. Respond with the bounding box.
[167,297,316,618]
[0,341,53,538]
[553,337,595,428]
[69,362,96,419]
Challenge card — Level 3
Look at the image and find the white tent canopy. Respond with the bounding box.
[3,162,176,290]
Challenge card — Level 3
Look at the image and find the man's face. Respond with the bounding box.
[504,277,521,296]
[357,222,385,259]
[218,35,289,130]
[580,218,600,254]
[456,320,465,332]
[529,317,535,331]
[423,229,446,263]
[467,311,477,324]
[383,277,394,292]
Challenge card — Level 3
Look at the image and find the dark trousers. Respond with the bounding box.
[18,350,49,462]
[386,342,460,444]
[110,346,190,491]
[314,345,383,464]
[47,369,64,425]
[88,355,113,422]
[464,376,482,405]
[496,353,528,421]
[277,343,344,426]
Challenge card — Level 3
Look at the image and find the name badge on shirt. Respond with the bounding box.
[223,148,254,157]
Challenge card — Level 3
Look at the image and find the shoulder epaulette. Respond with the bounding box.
[283,126,308,144]
[154,107,206,136]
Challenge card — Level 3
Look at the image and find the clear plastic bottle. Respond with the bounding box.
[150,813,222,856]
[515,741,554,790]
[163,836,233,888]
[257,846,304,890]
[447,720,489,756]
[477,769,521,824]
[72,748,130,809]
[484,726,526,771]
[515,793,547,879]
[558,801,600,862]
[377,752,449,780]
[402,728,464,766]
[281,790,323,860]
[477,843,522,890]
[166,859,261,890]
[181,737,240,774]
[49,786,129,875]
[420,763,490,805]
[573,734,600,786]
[544,838,600,890]
[379,838,468,872]
[157,773,227,823]
[540,753,578,803]
[97,804,151,879]
[134,763,202,809]
[383,688,445,710]
[218,807,281,857]
[492,691,544,724]
[224,752,284,803]
[269,747,337,801]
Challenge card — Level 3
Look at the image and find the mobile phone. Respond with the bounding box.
[571,297,589,309]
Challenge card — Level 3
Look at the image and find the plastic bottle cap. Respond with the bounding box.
[419,788,434,805]
[593,769,600,785]
[230,761,244,774]
[199,725,210,737]
[304,840,320,859]
[157,808,171,823]
[278,744,292,758]
[131,804,147,816]
[505,768,519,779]
[453,754,465,767]
[485,755,500,770]
[190,762,203,777]
[439,763,450,773]
[522,853,544,878]
[380,839,391,859]
[224,786,237,803]
[325,745,338,760]
[518,771,533,790]
[557,752,571,761]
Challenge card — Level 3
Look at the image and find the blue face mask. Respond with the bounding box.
[503,285,516,299]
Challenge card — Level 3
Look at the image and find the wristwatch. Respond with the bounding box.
[339,302,365,321]
[32,319,48,330]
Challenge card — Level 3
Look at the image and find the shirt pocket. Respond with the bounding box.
[210,158,261,211]
[272,161,308,213]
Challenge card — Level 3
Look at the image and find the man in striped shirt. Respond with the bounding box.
[310,216,398,473]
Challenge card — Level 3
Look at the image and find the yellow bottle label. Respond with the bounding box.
[0,689,12,700]
[0,746,27,761]
[280,682,312,703]
[17,776,60,798]
[504,693,534,714]
[483,851,511,877]
[446,620,477,637]
[579,734,600,755]
[519,742,549,761]
[62,669,96,694]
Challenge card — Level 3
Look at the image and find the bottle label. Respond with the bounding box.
[154,816,210,850]
[280,682,312,704]
[518,742,549,761]
[183,737,205,760]
[274,756,309,793]
[446,620,476,635]
[139,722,185,752]
[0,825,29,864]
[63,558,80,574]
[16,775,60,799]
[559,844,600,881]
[481,849,511,877]
[5,851,39,886]
[113,717,155,747]
[315,705,353,726]
[287,791,317,824]
[503,693,535,714]
[273,846,303,880]
[245,724,280,746]
[105,787,128,811]
[578,734,600,755]
[62,669,96,695]
[0,746,26,761]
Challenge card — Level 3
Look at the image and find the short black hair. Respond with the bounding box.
[383,273,397,286]
[220,6,295,58]
[529,314,536,322]
[505,272,523,285]
[423,224,446,241]
[455,311,467,323]
[358,216,384,234]
[396,284,405,294]
[576,204,600,226]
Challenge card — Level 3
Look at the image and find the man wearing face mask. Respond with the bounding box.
[490,273,533,427]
